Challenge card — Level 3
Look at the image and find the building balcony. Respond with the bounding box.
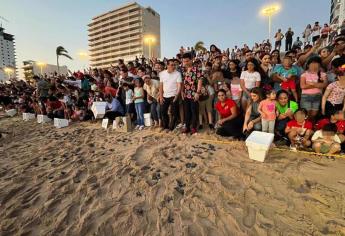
[89,19,141,38]
[88,12,141,34]
[89,4,140,27]
[89,35,142,53]
[89,27,142,46]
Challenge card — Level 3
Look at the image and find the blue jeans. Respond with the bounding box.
[135,102,145,126]
[150,99,160,122]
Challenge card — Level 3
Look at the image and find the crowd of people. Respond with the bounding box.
[2,25,345,156]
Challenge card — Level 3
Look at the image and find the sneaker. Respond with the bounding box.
[135,125,140,130]
[198,125,203,130]
[209,124,214,130]
[290,144,297,152]
[139,125,145,131]
[191,128,198,135]
[176,123,183,129]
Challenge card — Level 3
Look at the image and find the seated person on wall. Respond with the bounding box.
[103,94,124,121]
[215,89,243,139]
[312,123,342,155]
[285,109,313,151]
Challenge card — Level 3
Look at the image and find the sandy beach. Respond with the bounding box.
[1,117,345,235]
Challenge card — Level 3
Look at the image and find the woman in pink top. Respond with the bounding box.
[300,57,328,120]
[322,58,345,117]
[258,89,277,134]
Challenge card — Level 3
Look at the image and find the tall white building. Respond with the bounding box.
[330,0,345,28]
[0,27,16,81]
[88,2,161,68]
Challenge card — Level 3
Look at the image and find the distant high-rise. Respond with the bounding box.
[0,27,16,81]
[330,0,345,27]
[88,2,161,69]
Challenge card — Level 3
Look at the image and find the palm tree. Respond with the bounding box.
[56,46,72,75]
[194,41,206,52]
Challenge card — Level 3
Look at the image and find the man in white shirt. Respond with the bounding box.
[159,59,182,131]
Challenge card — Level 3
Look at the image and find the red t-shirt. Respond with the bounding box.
[105,86,117,97]
[215,99,237,118]
[287,120,313,130]
[47,100,63,110]
[281,79,296,91]
[315,118,345,133]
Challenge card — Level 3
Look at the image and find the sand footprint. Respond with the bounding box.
[242,204,257,228]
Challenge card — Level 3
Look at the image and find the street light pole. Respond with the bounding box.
[268,15,271,40]
[36,62,46,76]
[260,4,281,41]
[148,39,152,58]
[144,35,156,59]
[4,67,13,79]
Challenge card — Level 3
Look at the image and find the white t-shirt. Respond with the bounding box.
[312,130,341,143]
[240,71,261,89]
[125,89,134,105]
[312,26,321,37]
[159,70,182,98]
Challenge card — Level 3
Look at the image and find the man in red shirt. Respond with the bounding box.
[285,109,313,150]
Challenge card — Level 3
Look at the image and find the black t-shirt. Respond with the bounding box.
[286,31,294,41]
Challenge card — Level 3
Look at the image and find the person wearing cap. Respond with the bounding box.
[143,74,160,127]
[300,56,328,120]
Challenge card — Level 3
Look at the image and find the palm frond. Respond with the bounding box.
[60,53,73,60]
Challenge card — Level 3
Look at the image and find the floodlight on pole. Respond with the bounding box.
[144,35,156,58]
[260,4,281,41]
[78,52,88,59]
[4,67,13,79]
[36,62,47,75]
[78,52,89,69]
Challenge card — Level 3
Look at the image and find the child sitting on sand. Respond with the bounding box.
[312,123,342,155]
[285,109,313,151]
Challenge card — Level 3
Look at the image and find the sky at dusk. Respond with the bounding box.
[1,0,330,77]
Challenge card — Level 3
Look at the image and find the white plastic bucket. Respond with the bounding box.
[37,115,51,124]
[54,118,69,128]
[144,113,152,127]
[245,131,274,162]
[91,102,107,119]
[23,113,35,121]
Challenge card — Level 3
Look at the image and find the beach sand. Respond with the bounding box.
[1,117,345,236]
